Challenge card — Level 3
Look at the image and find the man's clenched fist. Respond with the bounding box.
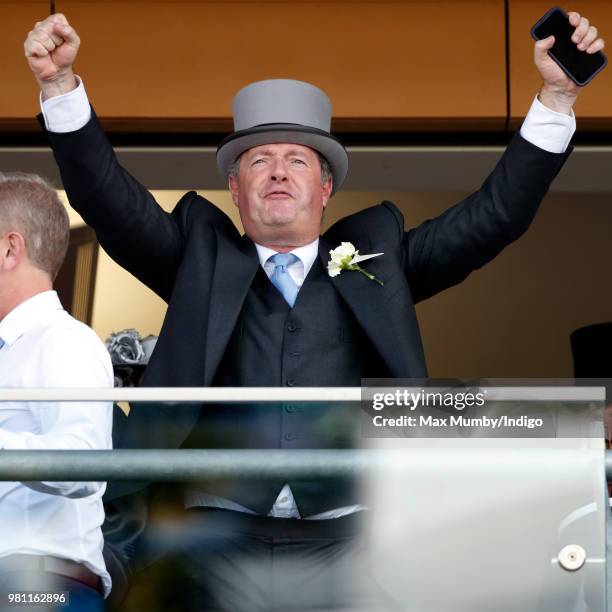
[24,14,80,99]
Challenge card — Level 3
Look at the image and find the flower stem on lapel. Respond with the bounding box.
[350,264,384,285]
[327,242,384,285]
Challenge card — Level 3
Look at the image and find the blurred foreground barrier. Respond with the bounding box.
[1,386,609,610]
[0,385,607,481]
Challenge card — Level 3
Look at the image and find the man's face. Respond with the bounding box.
[228,143,332,248]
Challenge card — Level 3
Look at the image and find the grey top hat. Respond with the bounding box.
[216,79,348,194]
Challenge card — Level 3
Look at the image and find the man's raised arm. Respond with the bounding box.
[24,14,194,302]
[403,10,605,302]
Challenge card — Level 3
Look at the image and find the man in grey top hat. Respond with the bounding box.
[25,11,605,611]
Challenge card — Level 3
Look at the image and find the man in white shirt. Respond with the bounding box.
[23,11,606,611]
[0,173,113,609]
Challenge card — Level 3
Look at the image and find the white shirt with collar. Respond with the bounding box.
[256,238,319,288]
[0,291,113,596]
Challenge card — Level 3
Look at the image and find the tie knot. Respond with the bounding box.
[269,253,299,270]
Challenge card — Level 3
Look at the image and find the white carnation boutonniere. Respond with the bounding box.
[327,242,384,286]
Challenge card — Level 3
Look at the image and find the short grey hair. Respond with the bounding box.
[0,172,69,280]
[316,152,333,185]
[228,150,333,187]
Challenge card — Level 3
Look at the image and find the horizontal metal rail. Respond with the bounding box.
[0,449,377,480]
[0,388,606,481]
[0,386,604,402]
[0,387,361,402]
[0,449,609,481]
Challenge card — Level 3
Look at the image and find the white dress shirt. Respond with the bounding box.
[0,291,114,596]
[256,238,319,288]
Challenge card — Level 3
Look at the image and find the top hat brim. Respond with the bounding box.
[216,124,348,195]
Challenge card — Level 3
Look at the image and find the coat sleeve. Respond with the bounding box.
[396,133,571,303]
[40,109,196,302]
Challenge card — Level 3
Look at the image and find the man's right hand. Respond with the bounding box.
[24,13,80,100]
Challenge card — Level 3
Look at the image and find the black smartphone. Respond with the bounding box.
[531,6,607,86]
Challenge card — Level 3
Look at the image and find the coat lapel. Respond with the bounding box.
[319,237,410,377]
[205,229,259,385]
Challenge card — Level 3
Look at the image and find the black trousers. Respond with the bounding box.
[121,508,399,612]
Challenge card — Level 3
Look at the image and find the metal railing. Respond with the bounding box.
[0,386,604,402]
[0,448,610,481]
[0,386,607,481]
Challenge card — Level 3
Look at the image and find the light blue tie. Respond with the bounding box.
[268,253,300,307]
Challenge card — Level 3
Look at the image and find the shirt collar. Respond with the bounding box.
[0,291,63,347]
[254,238,319,279]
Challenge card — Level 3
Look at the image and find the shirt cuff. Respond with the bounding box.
[40,75,91,133]
[519,95,576,154]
